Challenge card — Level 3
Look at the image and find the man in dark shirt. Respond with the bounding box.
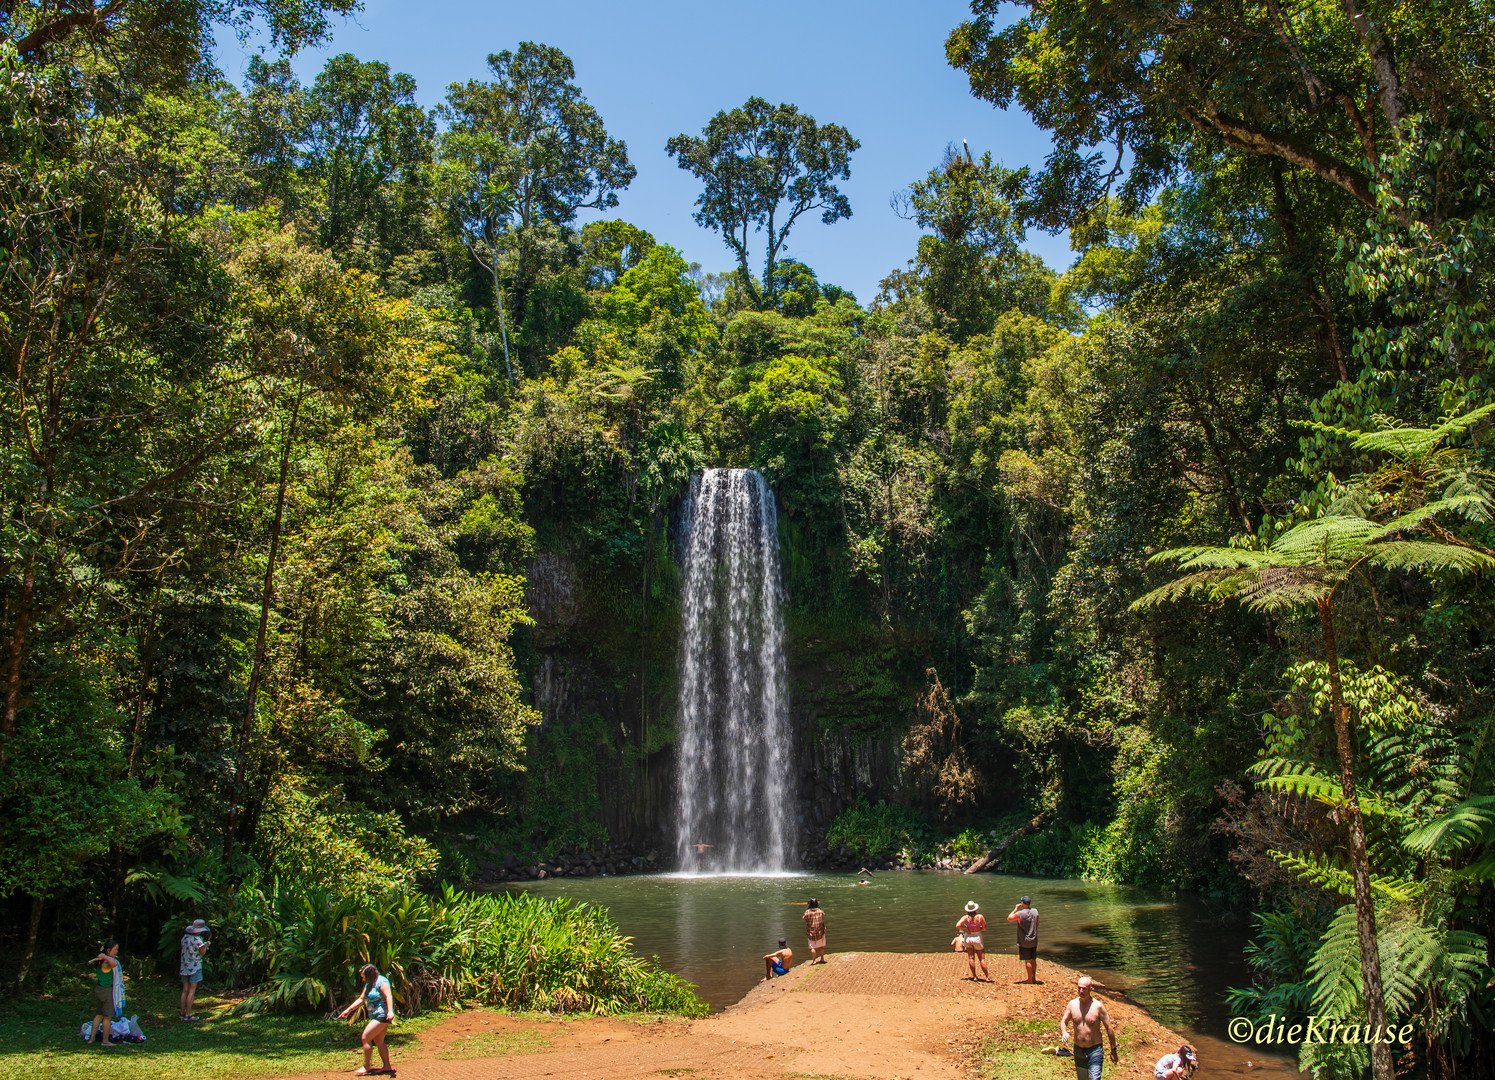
[1008,895,1039,983]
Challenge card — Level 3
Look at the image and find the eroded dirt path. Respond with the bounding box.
[271,952,1187,1080]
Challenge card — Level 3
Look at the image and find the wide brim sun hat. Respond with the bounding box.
[186,919,209,933]
[965,901,979,912]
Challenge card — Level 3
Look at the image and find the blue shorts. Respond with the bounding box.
[771,961,788,976]
[1074,1044,1105,1080]
[181,971,202,984]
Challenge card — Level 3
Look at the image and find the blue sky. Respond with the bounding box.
[217,0,1070,302]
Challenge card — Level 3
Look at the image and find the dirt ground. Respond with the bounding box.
[267,951,1196,1080]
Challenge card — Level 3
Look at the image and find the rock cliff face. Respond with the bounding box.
[514,486,912,869]
[519,614,909,867]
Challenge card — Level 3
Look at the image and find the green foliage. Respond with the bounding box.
[0,678,177,900]
[893,146,1061,338]
[239,883,705,1017]
[255,778,440,899]
[521,712,611,852]
[824,799,931,859]
[1226,904,1332,1026]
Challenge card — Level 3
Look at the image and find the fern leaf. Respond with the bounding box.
[1404,796,1495,855]
[1308,905,1364,1017]
[1267,850,1420,902]
[1363,539,1495,574]
[1375,495,1493,537]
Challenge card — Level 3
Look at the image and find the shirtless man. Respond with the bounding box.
[762,938,793,981]
[1060,976,1119,1080]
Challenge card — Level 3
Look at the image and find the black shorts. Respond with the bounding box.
[1019,945,1037,962]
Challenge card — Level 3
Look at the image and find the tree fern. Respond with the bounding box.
[1131,404,1495,1080]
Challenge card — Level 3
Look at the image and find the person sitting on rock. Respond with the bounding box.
[762,938,793,981]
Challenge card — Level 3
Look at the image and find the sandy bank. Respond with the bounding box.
[269,950,1197,1080]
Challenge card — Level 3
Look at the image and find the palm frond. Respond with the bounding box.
[1271,516,1381,561]
[1147,545,1283,570]
[1252,761,1399,818]
[1451,852,1495,886]
[1342,402,1495,462]
[1443,475,1495,524]
[1308,905,1364,1017]
[1235,567,1338,612]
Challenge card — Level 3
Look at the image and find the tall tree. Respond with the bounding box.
[438,42,634,376]
[666,97,858,309]
[5,0,360,78]
[303,53,434,257]
[892,144,1056,338]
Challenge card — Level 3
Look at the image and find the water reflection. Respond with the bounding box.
[502,870,1300,1076]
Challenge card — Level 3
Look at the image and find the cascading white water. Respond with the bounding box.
[674,468,791,873]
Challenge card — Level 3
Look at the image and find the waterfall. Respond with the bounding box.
[674,468,791,872]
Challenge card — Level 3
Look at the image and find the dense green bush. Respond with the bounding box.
[825,798,931,859]
[237,883,705,1017]
[999,822,1100,878]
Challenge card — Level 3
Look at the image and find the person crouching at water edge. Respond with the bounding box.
[955,901,989,981]
[338,964,397,1075]
[1060,975,1119,1080]
[803,898,827,964]
[763,938,793,981]
[1154,1045,1198,1079]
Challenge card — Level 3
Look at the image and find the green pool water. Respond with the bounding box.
[503,869,1301,1076]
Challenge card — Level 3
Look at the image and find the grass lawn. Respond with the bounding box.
[0,979,447,1080]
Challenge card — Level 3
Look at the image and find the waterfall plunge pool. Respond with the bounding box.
[501,869,1300,1076]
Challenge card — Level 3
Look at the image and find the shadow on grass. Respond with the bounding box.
[0,979,436,1080]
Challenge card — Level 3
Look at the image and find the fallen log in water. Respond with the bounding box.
[963,810,1053,874]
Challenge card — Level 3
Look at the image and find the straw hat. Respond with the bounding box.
[964,901,979,913]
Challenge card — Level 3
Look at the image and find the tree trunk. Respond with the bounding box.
[491,263,514,387]
[224,392,302,866]
[965,809,1053,874]
[1,551,36,746]
[1319,597,1395,1080]
[15,893,43,988]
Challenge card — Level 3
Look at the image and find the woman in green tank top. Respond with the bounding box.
[88,939,120,1048]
